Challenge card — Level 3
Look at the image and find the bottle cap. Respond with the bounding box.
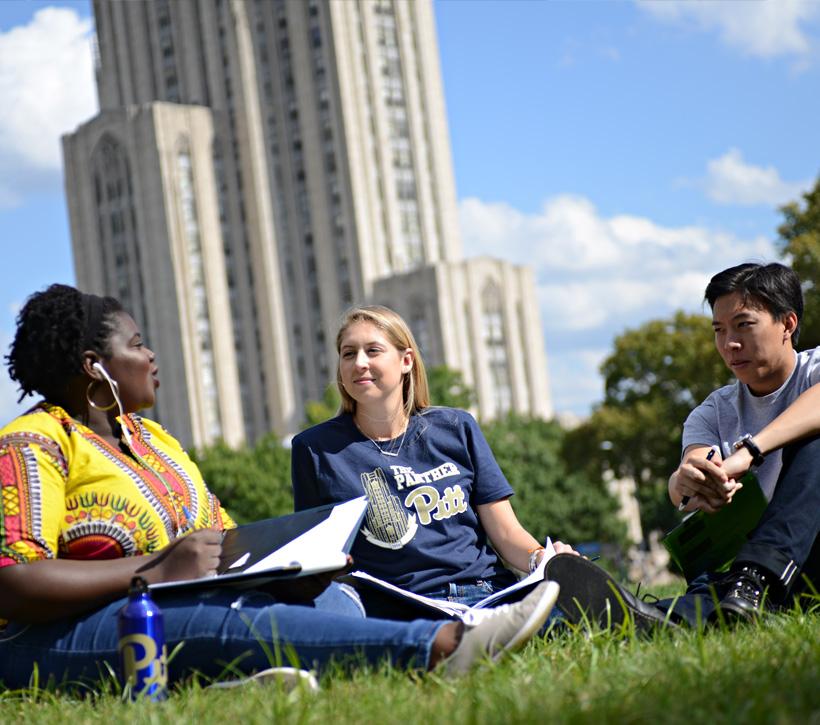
[129,576,149,594]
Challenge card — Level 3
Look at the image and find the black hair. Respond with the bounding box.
[6,284,123,402]
[704,262,803,346]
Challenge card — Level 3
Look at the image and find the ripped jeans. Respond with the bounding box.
[0,583,445,689]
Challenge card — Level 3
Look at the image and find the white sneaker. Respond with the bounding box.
[207,666,320,693]
[442,580,559,675]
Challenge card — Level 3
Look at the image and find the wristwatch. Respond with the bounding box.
[733,434,765,467]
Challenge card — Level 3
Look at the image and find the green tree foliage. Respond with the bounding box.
[303,384,341,428]
[778,177,820,350]
[427,365,476,409]
[192,433,293,524]
[563,312,733,536]
[482,416,626,547]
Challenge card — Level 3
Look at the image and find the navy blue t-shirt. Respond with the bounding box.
[291,407,514,594]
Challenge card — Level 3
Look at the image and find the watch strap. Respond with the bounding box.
[734,434,765,467]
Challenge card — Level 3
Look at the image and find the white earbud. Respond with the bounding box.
[93,361,118,391]
[91,361,130,444]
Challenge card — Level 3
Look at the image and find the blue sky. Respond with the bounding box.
[1,0,819,425]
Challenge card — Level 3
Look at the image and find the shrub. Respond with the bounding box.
[482,416,627,549]
[192,434,293,524]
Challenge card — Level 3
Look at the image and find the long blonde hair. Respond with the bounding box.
[335,305,430,418]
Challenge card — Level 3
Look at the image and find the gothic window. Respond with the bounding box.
[481,280,512,415]
[177,146,223,439]
[90,135,142,320]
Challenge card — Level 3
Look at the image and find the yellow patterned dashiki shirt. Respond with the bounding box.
[0,403,235,570]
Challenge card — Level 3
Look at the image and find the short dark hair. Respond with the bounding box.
[705,262,803,345]
[6,284,123,402]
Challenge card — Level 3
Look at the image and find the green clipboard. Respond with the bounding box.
[662,472,768,581]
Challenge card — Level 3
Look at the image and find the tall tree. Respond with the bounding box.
[427,366,475,410]
[484,416,626,547]
[563,311,733,536]
[778,177,820,350]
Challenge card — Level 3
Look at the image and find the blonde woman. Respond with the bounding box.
[292,306,577,608]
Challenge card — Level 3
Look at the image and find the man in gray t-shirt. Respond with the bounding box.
[681,347,820,501]
[667,262,820,624]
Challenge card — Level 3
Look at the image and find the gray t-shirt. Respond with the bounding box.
[682,346,820,500]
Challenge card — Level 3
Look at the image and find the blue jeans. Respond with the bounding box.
[421,579,499,607]
[0,583,446,690]
[420,577,565,628]
[659,434,820,627]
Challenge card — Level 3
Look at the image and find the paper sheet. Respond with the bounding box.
[243,496,367,574]
[350,536,559,618]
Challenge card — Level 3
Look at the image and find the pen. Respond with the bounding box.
[679,446,717,511]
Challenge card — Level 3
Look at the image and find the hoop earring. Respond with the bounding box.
[86,380,118,411]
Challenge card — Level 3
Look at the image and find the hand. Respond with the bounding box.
[259,555,354,604]
[678,446,750,513]
[682,482,743,514]
[685,447,747,512]
[671,450,732,512]
[533,541,578,572]
[551,541,579,556]
[139,528,223,583]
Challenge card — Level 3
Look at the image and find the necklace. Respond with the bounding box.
[355,417,408,457]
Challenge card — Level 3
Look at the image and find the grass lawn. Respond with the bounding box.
[1,597,818,725]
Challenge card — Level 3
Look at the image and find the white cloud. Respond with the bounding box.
[536,273,709,332]
[459,194,777,414]
[702,148,811,206]
[0,7,97,205]
[460,194,773,308]
[638,0,820,59]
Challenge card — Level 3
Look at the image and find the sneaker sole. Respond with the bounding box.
[546,555,663,632]
[493,580,560,660]
[207,666,320,692]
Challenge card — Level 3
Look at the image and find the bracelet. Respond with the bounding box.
[528,547,545,573]
[733,434,765,467]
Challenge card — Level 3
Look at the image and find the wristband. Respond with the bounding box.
[528,547,545,573]
[733,434,765,467]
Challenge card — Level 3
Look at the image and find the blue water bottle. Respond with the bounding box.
[118,576,168,701]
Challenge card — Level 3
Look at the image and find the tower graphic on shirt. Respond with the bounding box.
[360,468,417,550]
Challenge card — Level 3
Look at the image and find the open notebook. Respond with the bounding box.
[345,538,557,621]
[150,496,368,593]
